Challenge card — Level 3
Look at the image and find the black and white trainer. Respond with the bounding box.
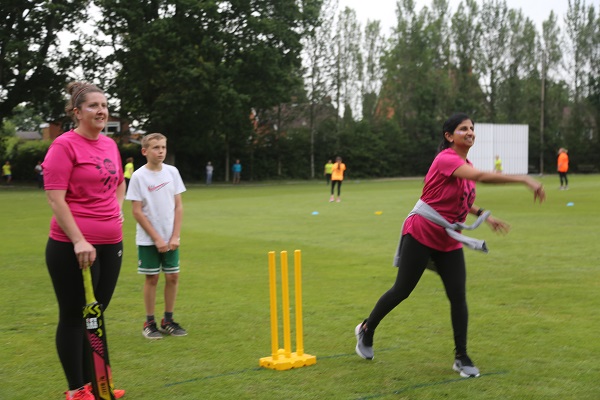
[355,319,374,360]
[143,321,163,340]
[453,354,480,377]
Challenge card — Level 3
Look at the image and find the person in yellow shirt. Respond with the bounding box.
[494,155,502,173]
[124,157,135,189]
[2,161,12,185]
[324,159,334,185]
[329,156,346,202]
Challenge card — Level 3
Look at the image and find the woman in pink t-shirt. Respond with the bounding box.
[43,82,126,400]
[355,113,545,378]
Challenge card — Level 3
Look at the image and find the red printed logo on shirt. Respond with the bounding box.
[148,182,169,192]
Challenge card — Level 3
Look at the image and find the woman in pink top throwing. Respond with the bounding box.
[43,82,126,400]
[354,113,545,378]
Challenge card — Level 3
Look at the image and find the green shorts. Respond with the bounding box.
[137,246,180,275]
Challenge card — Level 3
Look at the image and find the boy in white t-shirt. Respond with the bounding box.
[126,133,187,339]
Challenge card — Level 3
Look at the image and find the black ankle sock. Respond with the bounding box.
[164,312,173,323]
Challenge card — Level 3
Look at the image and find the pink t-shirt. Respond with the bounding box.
[403,148,476,252]
[43,130,124,244]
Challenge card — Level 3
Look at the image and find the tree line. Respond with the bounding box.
[1,0,598,182]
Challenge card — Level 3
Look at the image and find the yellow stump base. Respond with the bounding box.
[259,349,317,371]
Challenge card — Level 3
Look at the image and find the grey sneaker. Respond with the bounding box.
[159,319,188,336]
[453,354,480,377]
[355,319,374,360]
[143,321,163,339]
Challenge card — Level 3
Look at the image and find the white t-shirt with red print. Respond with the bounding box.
[126,164,186,246]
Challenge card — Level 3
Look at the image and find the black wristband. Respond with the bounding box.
[476,208,485,216]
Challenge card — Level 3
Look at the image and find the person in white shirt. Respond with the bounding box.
[126,132,187,339]
[206,161,214,184]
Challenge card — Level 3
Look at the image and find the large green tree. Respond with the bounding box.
[361,20,385,123]
[536,11,564,173]
[449,0,486,117]
[588,5,600,147]
[478,0,510,122]
[333,7,362,123]
[563,0,599,166]
[94,0,314,179]
[496,9,537,123]
[0,0,88,126]
[424,0,454,123]
[301,0,337,177]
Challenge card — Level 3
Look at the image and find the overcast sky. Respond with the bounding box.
[337,0,599,34]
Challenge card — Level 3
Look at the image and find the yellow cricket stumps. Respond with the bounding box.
[259,250,317,370]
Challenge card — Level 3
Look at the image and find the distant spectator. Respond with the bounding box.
[34,161,44,188]
[232,159,242,184]
[329,156,346,202]
[324,159,334,185]
[2,161,12,185]
[494,155,503,174]
[124,157,134,189]
[557,148,569,190]
[206,161,214,185]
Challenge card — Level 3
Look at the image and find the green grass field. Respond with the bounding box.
[1,175,599,399]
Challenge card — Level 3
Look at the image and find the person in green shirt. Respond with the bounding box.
[324,159,334,185]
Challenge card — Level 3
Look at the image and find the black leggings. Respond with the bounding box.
[331,180,342,196]
[46,238,123,390]
[559,172,568,186]
[366,234,469,355]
